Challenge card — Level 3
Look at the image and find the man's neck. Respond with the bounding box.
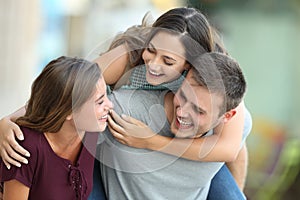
[164,91,175,124]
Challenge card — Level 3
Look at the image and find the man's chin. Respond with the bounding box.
[174,131,195,138]
[171,125,195,138]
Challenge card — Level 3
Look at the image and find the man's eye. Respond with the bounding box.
[193,105,203,115]
[180,91,187,101]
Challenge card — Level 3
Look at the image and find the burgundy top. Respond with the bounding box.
[0,127,98,200]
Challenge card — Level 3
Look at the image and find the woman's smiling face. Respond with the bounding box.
[72,78,113,132]
[142,31,190,86]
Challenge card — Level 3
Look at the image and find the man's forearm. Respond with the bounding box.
[5,106,26,122]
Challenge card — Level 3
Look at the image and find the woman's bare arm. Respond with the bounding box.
[108,102,245,162]
[94,21,149,86]
[225,144,248,190]
[3,180,29,200]
[94,44,130,86]
[0,106,30,169]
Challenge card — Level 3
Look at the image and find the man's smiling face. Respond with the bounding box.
[170,71,224,138]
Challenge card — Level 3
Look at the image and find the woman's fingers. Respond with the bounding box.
[5,143,28,164]
[120,114,142,125]
[12,124,24,141]
[8,137,30,158]
[110,110,130,127]
[108,123,127,144]
[108,125,124,140]
[1,150,22,169]
[108,115,126,134]
[2,159,11,170]
[1,140,28,166]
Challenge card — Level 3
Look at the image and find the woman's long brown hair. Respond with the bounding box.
[16,56,101,133]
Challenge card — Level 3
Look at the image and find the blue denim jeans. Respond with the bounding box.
[207,164,246,200]
[87,159,106,200]
[88,162,246,200]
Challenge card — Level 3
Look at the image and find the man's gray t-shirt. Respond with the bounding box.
[97,89,250,200]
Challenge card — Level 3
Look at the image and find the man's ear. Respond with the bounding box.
[222,109,237,123]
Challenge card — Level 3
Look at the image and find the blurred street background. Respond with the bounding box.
[0,0,299,199]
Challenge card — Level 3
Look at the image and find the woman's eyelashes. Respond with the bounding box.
[164,59,175,66]
[97,101,104,105]
[146,46,176,66]
[96,97,104,105]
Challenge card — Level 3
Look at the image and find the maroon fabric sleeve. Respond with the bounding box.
[0,127,38,188]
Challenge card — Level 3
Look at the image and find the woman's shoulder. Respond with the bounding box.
[20,126,43,138]
[19,126,45,151]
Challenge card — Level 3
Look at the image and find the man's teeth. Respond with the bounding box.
[177,117,192,126]
[149,70,160,76]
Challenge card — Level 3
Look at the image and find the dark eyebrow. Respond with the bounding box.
[179,90,186,99]
[149,42,156,50]
[192,102,206,114]
[181,88,206,114]
[96,94,105,102]
[149,42,177,62]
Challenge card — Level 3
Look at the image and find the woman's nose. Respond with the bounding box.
[148,58,162,71]
[104,98,114,110]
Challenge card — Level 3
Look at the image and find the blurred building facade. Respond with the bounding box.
[0,0,41,116]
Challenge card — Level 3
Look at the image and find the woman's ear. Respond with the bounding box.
[223,109,237,123]
[66,114,73,121]
[184,63,191,71]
